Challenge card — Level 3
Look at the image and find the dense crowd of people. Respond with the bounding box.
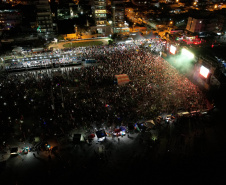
[0,42,210,142]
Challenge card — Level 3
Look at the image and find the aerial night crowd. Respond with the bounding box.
[0,43,209,141]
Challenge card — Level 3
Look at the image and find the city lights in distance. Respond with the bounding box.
[181,48,194,59]
[170,45,176,54]
[200,65,210,78]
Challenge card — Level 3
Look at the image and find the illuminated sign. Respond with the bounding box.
[170,45,176,54]
[181,48,194,59]
[37,26,41,32]
[95,10,106,13]
[200,65,209,78]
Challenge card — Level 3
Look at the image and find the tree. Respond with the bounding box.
[108,40,113,45]
[57,35,65,40]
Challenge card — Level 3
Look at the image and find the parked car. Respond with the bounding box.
[10,147,18,155]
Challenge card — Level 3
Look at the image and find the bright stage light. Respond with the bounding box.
[170,45,176,54]
[200,65,209,78]
[181,48,194,59]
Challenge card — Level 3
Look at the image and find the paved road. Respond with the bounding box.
[48,38,110,50]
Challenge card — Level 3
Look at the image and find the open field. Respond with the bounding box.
[63,41,103,48]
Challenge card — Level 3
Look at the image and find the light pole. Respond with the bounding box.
[51,85,55,110]
[133,23,136,31]
[60,85,64,108]
[74,25,78,39]
[1,58,4,70]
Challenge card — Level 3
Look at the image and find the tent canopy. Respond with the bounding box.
[120,126,126,131]
[132,32,146,40]
[145,32,156,39]
[127,36,133,40]
[88,133,95,139]
[12,47,23,52]
[115,74,130,85]
[96,130,107,138]
[114,128,121,133]
[144,120,155,128]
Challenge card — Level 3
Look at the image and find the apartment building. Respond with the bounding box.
[186,14,225,34]
[93,0,107,27]
[91,0,111,35]
[36,0,55,39]
[0,9,22,31]
[186,17,205,33]
[112,0,129,34]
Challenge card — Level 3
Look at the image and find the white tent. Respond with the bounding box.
[12,47,23,53]
[132,32,146,41]
[124,37,134,43]
[145,32,156,39]
[144,120,155,128]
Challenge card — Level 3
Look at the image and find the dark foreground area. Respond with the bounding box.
[0,107,226,185]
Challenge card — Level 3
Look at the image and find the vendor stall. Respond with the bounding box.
[144,120,155,129]
[96,130,107,142]
[120,126,127,136]
[115,74,130,85]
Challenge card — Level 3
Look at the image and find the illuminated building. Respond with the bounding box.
[0,9,22,31]
[112,0,129,34]
[186,17,205,33]
[91,0,111,36]
[186,15,225,34]
[93,0,107,27]
[131,0,160,6]
[35,0,55,40]
[0,0,31,5]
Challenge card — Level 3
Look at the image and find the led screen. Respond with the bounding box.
[200,65,209,78]
[170,45,176,54]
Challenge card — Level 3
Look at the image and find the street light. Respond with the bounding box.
[0,58,4,70]
[74,25,78,39]
[133,23,136,31]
